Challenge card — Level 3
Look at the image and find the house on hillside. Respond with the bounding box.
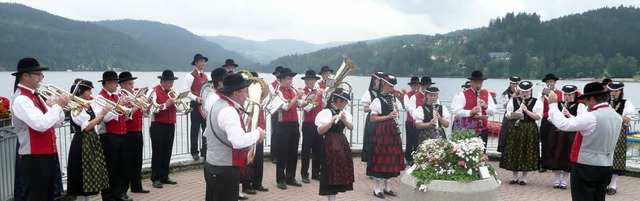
[488,52,511,60]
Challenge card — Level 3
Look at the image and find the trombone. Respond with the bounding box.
[40,84,92,117]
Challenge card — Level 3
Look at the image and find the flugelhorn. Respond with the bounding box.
[119,88,151,111]
[146,88,165,112]
[94,96,133,118]
[40,84,92,116]
[169,90,192,113]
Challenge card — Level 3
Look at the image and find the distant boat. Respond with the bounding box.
[66,69,72,72]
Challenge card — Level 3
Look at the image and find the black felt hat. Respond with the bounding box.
[461,81,471,89]
[562,85,578,94]
[467,71,487,80]
[420,76,435,85]
[601,78,612,86]
[381,74,398,86]
[118,71,137,83]
[542,73,559,82]
[70,79,94,95]
[191,53,209,65]
[218,73,250,94]
[407,77,420,85]
[607,81,624,91]
[272,66,284,75]
[277,68,297,78]
[517,81,534,91]
[98,71,119,82]
[426,87,440,93]
[209,67,228,83]
[301,69,321,80]
[250,71,259,77]
[222,59,238,67]
[509,75,521,83]
[157,70,179,80]
[12,57,49,76]
[331,88,351,101]
[372,71,385,79]
[578,82,609,100]
[319,66,333,74]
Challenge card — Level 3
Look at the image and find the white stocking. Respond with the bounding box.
[327,195,336,201]
[384,179,392,191]
[609,174,619,189]
[374,178,381,193]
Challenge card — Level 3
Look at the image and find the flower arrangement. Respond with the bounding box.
[411,120,496,191]
[0,96,10,119]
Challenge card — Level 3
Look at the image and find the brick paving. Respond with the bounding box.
[85,158,640,201]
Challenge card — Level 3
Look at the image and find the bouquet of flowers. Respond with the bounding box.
[411,120,496,191]
[0,96,10,119]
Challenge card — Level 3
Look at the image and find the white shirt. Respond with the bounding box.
[183,69,210,102]
[412,104,451,123]
[369,96,404,115]
[611,99,636,119]
[315,108,353,128]
[11,84,65,132]
[71,107,94,132]
[148,86,175,121]
[360,91,372,107]
[407,92,440,118]
[505,98,544,118]
[215,97,260,149]
[90,89,119,134]
[548,102,618,137]
[203,91,220,118]
[451,89,496,118]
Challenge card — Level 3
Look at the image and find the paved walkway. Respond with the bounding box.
[86,158,640,201]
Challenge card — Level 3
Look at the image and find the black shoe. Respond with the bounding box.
[559,183,567,190]
[271,157,277,164]
[277,182,287,190]
[238,195,249,200]
[161,178,178,185]
[553,183,560,189]
[286,180,302,187]
[383,189,397,196]
[192,154,200,161]
[607,188,617,195]
[253,185,269,192]
[538,168,547,173]
[373,191,385,199]
[519,181,527,185]
[118,195,133,201]
[131,188,150,193]
[242,188,257,195]
[509,180,518,185]
[301,177,310,183]
[152,180,163,188]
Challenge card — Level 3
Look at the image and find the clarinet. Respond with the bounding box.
[432,102,439,128]
[475,90,483,128]
[390,95,401,134]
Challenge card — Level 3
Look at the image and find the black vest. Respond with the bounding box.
[559,101,579,116]
[327,107,346,133]
[611,99,627,115]
[512,97,537,122]
[378,94,395,116]
[422,103,443,124]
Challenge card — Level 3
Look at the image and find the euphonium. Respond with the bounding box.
[238,71,270,164]
[40,84,92,116]
[94,96,133,118]
[119,88,151,111]
[322,55,356,103]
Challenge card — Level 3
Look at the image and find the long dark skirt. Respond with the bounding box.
[497,116,511,153]
[499,121,540,171]
[67,130,110,195]
[366,120,405,179]
[416,126,445,143]
[361,113,375,162]
[612,125,628,175]
[319,131,354,195]
[542,129,575,172]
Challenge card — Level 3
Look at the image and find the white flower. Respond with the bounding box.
[467,168,473,175]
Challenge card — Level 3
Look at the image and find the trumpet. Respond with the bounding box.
[302,87,320,112]
[169,90,192,113]
[40,84,92,116]
[119,88,151,111]
[94,96,133,118]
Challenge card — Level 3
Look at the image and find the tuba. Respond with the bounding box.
[40,84,92,117]
[322,55,357,103]
[238,71,270,164]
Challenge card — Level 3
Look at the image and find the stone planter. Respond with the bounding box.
[400,171,499,201]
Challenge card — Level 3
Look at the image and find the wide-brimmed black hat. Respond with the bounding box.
[407,77,420,85]
[381,74,398,86]
[517,81,534,91]
[98,71,119,82]
[70,79,94,95]
[467,71,487,80]
[372,71,385,79]
[222,59,238,67]
[319,66,333,74]
[601,78,612,86]
[331,88,351,101]
[12,57,49,76]
[509,75,521,83]
[250,71,259,77]
[209,67,228,83]
[420,76,435,85]
[277,68,297,78]
[301,69,321,80]
[191,53,209,65]
[461,81,471,89]
[541,73,559,82]
[426,87,440,93]
[578,82,609,100]
[157,70,179,80]
[272,66,284,75]
[118,71,137,83]
[562,85,578,94]
[607,81,624,91]
[218,73,251,94]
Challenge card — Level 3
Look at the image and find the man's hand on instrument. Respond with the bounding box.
[388,111,398,119]
[196,97,202,103]
[55,93,70,108]
[100,105,114,116]
[547,92,558,104]
[256,127,266,144]
[166,98,175,107]
[471,105,482,115]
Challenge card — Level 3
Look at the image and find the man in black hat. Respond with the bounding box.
[273,68,304,189]
[268,66,284,164]
[118,72,150,194]
[149,70,179,189]
[539,73,563,173]
[547,82,621,201]
[183,53,210,160]
[318,66,333,89]
[606,81,635,195]
[222,59,239,73]
[11,57,69,201]
[298,69,324,184]
[452,70,496,149]
[93,70,133,201]
[203,68,228,118]
[402,76,421,164]
[203,73,266,201]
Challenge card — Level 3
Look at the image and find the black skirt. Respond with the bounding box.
[319,131,354,195]
[66,131,109,195]
[366,120,405,179]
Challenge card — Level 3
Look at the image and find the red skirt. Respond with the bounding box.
[367,120,405,178]
[323,131,354,185]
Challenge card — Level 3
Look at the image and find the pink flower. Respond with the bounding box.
[444,143,449,148]
[458,160,466,166]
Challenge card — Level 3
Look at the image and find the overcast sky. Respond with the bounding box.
[4,0,639,43]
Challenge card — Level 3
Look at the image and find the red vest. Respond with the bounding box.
[318,80,327,89]
[17,87,57,154]
[153,85,177,124]
[258,108,266,130]
[543,89,563,118]
[405,91,417,122]
[220,96,249,167]
[461,89,489,131]
[99,89,127,135]
[302,87,323,123]
[190,69,209,97]
[415,92,425,108]
[126,109,143,132]
[279,86,299,122]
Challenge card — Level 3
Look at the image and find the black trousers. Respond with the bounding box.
[190,101,206,156]
[270,112,279,160]
[18,154,56,201]
[150,122,176,181]
[124,131,143,191]
[571,163,611,201]
[242,142,265,189]
[275,122,301,183]
[301,122,322,179]
[480,129,488,153]
[100,133,128,200]
[205,164,240,201]
[404,121,417,162]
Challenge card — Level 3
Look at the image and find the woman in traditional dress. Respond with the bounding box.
[543,85,586,189]
[367,73,405,199]
[360,71,384,162]
[413,87,450,142]
[67,79,111,201]
[606,81,635,195]
[497,75,520,152]
[315,88,354,201]
[499,81,542,186]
